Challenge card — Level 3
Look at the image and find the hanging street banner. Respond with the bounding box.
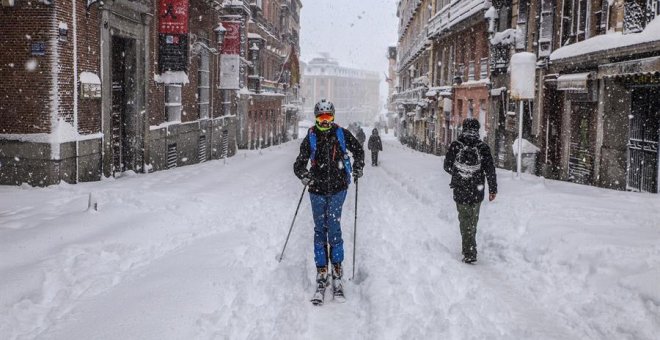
[219,21,241,89]
[159,0,189,34]
[220,55,240,89]
[221,21,241,55]
[158,0,189,72]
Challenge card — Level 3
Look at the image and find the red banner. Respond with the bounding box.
[221,21,241,55]
[159,0,189,34]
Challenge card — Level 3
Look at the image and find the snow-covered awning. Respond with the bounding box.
[557,72,595,92]
[598,55,660,79]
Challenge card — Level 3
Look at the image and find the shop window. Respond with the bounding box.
[166,84,182,121]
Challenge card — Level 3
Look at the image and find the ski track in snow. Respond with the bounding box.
[0,134,658,339]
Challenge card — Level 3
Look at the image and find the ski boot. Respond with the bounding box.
[462,254,477,264]
[310,266,328,306]
[331,263,346,303]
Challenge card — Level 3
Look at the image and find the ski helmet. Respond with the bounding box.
[314,99,335,116]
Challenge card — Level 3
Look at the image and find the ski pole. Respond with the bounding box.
[352,179,358,280]
[278,185,307,262]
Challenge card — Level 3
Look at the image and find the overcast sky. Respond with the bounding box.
[300,0,399,103]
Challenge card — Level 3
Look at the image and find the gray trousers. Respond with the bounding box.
[456,202,481,258]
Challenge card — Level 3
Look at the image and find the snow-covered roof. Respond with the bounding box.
[550,17,660,61]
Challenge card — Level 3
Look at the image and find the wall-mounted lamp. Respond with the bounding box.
[214,23,227,48]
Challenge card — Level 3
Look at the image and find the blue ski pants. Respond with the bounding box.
[309,190,347,268]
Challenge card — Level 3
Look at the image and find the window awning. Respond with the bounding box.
[556,72,594,92]
[598,56,660,79]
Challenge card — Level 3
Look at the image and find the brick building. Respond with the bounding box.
[0,0,302,186]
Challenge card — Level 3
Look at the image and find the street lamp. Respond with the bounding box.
[214,23,226,48]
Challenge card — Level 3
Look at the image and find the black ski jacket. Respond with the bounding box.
[368,134,382,152]
[443,134,497,204]
[294,125,365,195]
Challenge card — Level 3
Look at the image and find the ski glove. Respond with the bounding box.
[300,172,313,186]
[352,168,363,180]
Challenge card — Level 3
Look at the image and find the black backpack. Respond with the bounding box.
[453,141,482,179]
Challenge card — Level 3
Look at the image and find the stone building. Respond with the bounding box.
[545,0,660,193]
[301,53,380,125]
[392,0,660,194]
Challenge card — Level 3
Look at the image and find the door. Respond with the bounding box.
[627,87,660,193]
[111,36,136,176]
[568,103,597,185]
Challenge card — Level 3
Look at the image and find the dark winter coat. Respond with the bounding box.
[443,132,497,204]
[368,132,382,152]
[294,124,365,195]
[356,128,366,144]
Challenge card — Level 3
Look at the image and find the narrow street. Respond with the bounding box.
[1,132,658,339]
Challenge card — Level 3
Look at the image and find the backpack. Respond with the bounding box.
[308,126,353,184]
[453,141,482,179]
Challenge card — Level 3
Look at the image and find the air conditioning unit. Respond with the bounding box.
[2,0,15,7]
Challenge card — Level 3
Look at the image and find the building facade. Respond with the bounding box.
[392,0,660,194]
[301,53,380,125]
[0,0,302,186]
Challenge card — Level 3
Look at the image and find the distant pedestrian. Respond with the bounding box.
[443,118,497,264]
[357,127,366,145]
[367,128,383,166]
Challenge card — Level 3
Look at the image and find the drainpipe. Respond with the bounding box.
[72,0,79,183]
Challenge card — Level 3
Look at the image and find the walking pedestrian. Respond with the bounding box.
[367,128,383,166]
[443,118,497,264]
[294,99,365,303]
[356,126,366,145]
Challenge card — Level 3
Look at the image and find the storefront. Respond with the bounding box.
[599,56,660,193]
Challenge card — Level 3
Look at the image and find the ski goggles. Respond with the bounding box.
[315,113,334,124]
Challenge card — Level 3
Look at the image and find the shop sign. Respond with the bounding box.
[159,0,189,34]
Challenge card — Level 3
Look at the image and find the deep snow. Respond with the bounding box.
[1,131,659,339]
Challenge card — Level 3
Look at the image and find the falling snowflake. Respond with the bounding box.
[25,59,38,72]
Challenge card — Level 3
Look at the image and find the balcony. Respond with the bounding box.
[427,0,490,39]
[392,86,427,106]
[399,27,430,68]
[398,0,423,39]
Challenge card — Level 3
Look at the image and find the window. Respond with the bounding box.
[166,84,182,121]
[538,0,554,57]
[198,47,210,119]
[576,0,589,41]
[516,0,529,50]
[561,0,574,46]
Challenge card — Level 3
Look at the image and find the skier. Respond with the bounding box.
[443,118,497,264]
[293,99,365,304]
[356,126,366,145]
[367,128,383,166]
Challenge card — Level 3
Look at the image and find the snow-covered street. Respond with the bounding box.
[1,132,659,340]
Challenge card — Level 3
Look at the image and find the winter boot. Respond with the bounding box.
[311,266,329,305]
[332,263,346,302]
[316,266,329,288]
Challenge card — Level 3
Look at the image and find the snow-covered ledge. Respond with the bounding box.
[550,17,660,61]
[154,71,190,84]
